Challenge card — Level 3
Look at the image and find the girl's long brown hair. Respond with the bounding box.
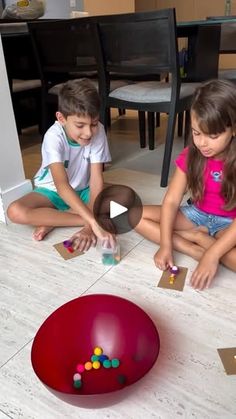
[187,79,236,210]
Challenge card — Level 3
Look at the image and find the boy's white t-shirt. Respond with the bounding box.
[34,121,111,192]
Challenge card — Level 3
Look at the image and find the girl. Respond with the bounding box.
[135,79,236,290]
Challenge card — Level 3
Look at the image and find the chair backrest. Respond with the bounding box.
[1,31,39,82]
[92,9,180,96]
[27,18,97,87]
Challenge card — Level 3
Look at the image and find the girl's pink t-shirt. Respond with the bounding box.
[175,147,236,218]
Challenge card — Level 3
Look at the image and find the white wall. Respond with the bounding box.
[43,0,84,19]
[43,0,135,18]
[0,36,32,223]
[2,0,134,19]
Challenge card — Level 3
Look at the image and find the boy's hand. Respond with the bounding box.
[154,247,174,271]
[70,226,97,252]
[98,214,117,234]
[91,219,116,249]
[190,252,219,290]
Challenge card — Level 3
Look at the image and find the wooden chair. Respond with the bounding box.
[27,18,133,136]
[92,9,198,187]
[27,18,97,135]
[1,29,41,133]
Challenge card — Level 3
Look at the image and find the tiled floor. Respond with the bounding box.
[0,113,235,418]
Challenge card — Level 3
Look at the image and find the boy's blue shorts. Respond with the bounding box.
[34,186,90,211]
[180,204,233,236]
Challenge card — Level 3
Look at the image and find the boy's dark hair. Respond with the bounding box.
[58,78,100,119]
[187,79,236,210]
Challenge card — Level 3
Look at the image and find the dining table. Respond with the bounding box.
[2,16,236,84]
[177,17,236,80]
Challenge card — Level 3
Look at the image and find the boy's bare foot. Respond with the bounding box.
[33,226,54,241]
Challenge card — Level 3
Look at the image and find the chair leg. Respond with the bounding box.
[106,108,111,127]
[184,110,190,146]
[177,112,184,137]
[148,112,155,150]
[156,112,160,127]
[99,102,108,131]
[160,108,177,187]
[41,100,48,136]
[42,101,57,136]
[138,111,146,148]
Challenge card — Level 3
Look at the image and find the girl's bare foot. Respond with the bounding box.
[177,226,209,242]
[33,226,54,241]
[174,233,204,260]
[186,243,204,261]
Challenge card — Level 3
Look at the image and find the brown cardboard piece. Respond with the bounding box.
[157,266,188,291]
[217,347,236,375]
[53,242,84,260]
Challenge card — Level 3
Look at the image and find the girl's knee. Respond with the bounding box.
[128,206,142,230]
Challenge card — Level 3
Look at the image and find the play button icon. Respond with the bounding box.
[93,184,143,235]
[110,201,127,219]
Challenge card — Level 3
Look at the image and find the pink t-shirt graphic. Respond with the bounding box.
[175,147,236,218]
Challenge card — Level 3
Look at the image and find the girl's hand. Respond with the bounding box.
[190,252,219,290]
[154,247,174,271]
[70,226,97,252]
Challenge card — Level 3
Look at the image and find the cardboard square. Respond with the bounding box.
[53,242,84,260]
[157,266,188,291]
[217,347,236,375]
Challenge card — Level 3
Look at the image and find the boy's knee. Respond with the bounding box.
[7,201,25,223]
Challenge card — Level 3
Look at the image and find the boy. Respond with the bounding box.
[7,78,115,251]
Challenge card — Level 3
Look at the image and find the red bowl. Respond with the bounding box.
[31,294,160,408]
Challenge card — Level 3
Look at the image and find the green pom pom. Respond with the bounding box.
[73,379,82,389]
[111,358,120,368]
[103,359,112,368]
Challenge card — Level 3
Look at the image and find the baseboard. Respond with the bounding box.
[0,179,32,224]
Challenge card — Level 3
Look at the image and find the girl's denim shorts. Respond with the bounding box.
[180,204,233,236]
